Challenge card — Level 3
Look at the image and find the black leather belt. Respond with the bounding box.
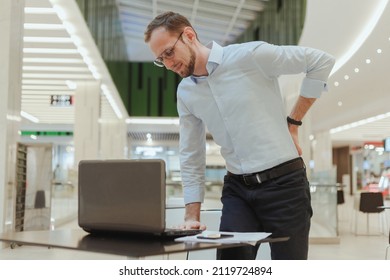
[227,158,304,185]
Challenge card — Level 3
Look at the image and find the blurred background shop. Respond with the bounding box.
[1,0,390,259]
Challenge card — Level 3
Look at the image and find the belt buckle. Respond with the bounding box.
[243,173,262,185]
[255,173,262,184]
[243,175,250,185]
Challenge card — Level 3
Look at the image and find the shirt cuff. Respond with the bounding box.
[183,185,205,205]
[300,77,328,98]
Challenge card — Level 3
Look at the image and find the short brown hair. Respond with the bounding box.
[144,11,197,42]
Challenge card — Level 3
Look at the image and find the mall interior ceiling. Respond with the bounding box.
[19,0,390,149]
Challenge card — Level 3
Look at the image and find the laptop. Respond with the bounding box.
[78,159,202,238]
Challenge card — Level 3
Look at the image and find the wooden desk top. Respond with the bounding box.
[0,229,289,258]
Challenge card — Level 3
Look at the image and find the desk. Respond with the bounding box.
[0,229,289,259]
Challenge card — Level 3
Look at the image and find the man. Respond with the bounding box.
[144,11,335,260]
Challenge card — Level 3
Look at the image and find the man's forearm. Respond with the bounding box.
[288,96,316,156]
[289,96,316,121]
[185,202,202,222]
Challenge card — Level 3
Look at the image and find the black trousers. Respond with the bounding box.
[217,166,312,260]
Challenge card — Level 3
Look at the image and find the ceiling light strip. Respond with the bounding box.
[22,85,70,90]
[23,48,79,54]
[101,84,123,119]
[23,66,89,72]
[22,79,70,85]
[24,7,56,14]
[24,37,73,43]
[126,117,180,125]
[22,90,75,95]
[330,0,388,75]
[330,112,390,134]
[24,23,65,30]
[48,0,127,120]
[22,73,93,79]
[23,58,84,63]
[21,111,39,123]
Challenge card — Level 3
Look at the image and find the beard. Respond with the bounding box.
[178,46,196,78]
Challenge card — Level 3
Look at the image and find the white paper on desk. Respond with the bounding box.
[175,231,271,246]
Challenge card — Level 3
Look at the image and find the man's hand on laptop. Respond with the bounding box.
[180,220,206,230]
[182,202,207,230]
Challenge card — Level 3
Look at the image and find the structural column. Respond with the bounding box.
[73,81,101,167]
[312,130,333,176]
[100,120,128,159]
[0,0,24,234]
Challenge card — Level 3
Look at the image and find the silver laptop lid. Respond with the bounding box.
[78,159,166,234]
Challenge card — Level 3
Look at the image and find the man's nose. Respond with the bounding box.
[164,59,175,70]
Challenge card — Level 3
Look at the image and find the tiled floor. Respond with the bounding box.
[0,192,389,260]
[309,200,389,260]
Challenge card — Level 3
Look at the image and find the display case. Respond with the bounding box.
[23,144,52,231]
[309,184,340,243]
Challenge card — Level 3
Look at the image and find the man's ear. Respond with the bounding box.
[183,26,197,43]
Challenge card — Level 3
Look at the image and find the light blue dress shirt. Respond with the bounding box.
[177,41,335,204]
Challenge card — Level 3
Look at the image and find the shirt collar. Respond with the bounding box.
[190,41,223,83]
[207,41,223,68]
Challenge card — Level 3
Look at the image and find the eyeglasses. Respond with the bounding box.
[154,32,183,67]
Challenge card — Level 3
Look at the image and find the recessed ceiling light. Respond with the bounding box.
[334,81,339,87]
[377,48,382,53]
[344,75,349,80]
[337,101,343,106]
[354,68,359,73]
[366,58,371,64]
